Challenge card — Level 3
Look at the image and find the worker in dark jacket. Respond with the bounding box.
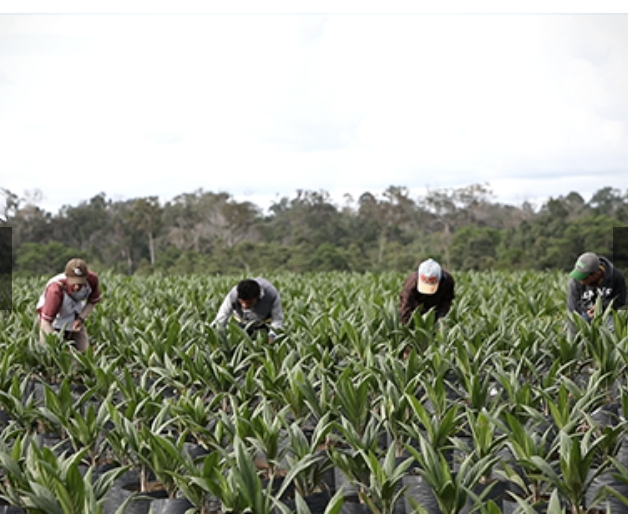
[567,252,626,332]
[399,258,455,326]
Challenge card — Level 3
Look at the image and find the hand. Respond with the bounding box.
[586,307,595,319]
[72,318,83,332]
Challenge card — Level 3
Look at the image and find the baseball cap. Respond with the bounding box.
[65,258,88,285]
[418,258,442,295]
[569,252,600,281]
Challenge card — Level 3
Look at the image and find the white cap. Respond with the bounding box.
[417,258,442,295]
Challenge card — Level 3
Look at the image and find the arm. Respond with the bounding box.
[38,283,63,324]
[268,295,284,335]
[79,301,97,321]
[566,279,583,314]
[72,301,97,331]
[212,290,236,327]
[399,273,418,325]
[39,317,55,342]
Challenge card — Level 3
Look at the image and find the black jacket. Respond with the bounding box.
[567,256,626,315]
[399,270,455,325]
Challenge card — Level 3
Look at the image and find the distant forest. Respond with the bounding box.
[1,183,627,276]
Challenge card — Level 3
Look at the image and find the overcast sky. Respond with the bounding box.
[2,2,628,214]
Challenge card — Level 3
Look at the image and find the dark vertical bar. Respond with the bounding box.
[613,227,628,273]
[0,226,11,311]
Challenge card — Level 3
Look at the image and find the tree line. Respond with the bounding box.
[1,183,627,277]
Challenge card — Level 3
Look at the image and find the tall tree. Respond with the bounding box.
[130,197,163,265]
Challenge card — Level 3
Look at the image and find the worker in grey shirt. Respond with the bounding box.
[212,278,284,342]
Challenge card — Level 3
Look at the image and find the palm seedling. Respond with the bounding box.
[254,342,300,414]
[589,339,626,401]
[144,432,190,498]
[62,399,112,466]
[406,433,497,514]
[23,331,69,385]
[219,435,278,513]
[591,452,628,513]
[0,436,128,513]
[0,377,43,435]
[35,380,112,464]
[169,392,218,448]
[356,442,416,514]
[401,391,462,464]
[289,364,334,431]
[168,449,224,513]
[492,363,541,423]
[281,414,335,498]
[543,375,608,435]
[582,417,628,512]
[403,307,438,353]
[331,368,377,441]
[500,410,555,505]
[69,347,120,401]
[452,407,507,484]
[453,335,507,412]
[372,353,423,457]
[529,429,611,514]
[36,378,93,434]
[281,365,320,426]
[329,413,389,499]
[104,399,177,494]
[112,367,172,425]
[180,344,227,394]
[246,401,290,480]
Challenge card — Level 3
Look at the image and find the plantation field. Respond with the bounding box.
[1,270,628,513]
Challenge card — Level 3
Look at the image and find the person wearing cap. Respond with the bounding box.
[36,258,102,352]
[212,277,283,343]
[399,258,455,326]
[567,252,626,331]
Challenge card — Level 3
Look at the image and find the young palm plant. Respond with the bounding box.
[452,407,507,483]
[167,449,225,513]
[104,400,175,494]
[406,434,497,514]
[220,435,278,513]
[402,391,462,463]
[245,401,290,480]
[500,410,555,505]
[330,415,388,499]
[0,436,128,513]
[356,442,416,513]
[281,414,335,498]
[529,428,610,513]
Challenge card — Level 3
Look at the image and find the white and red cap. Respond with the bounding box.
[417,258,442,295]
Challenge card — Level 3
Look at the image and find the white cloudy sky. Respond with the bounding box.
[1,1,628,214]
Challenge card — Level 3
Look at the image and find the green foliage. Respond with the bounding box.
[0,437,128,513]
[1,268,628,514]
[450,226,500,270]
[16,241,86,276]
[6,184,627,274]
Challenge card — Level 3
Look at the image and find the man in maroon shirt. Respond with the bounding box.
[399,258,455,326]
[36,258,102,352]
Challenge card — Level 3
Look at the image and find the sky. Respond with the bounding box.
[1,1,628,215]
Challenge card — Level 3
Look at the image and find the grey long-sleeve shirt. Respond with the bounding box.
[212,277,284,332]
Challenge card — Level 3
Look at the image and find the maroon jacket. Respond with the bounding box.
[399,269,455,325]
